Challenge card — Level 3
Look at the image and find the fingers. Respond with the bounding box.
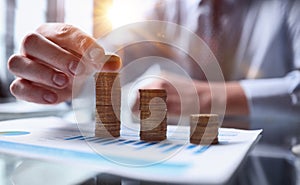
[9,23,123,104]
[8,55,69,89]
[102,54,123,71]
[10,79,57,104]
[36,23,103,56]
[8,54,72,104]
[36,23,122,71]
[21,33,81,76]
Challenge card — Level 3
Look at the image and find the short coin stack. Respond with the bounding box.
[95,72,121,138]
[190,114,220,145]
[139,89,167,141]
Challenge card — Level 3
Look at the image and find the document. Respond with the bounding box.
[0,101,69,120]
[0,117,261,184]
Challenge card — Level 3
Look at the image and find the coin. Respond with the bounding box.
[139,89,168,142]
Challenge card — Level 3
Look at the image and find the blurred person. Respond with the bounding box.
[7,0,300,120]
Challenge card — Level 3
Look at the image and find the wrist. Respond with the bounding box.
[196,81,249,116]
[225,82,249,116]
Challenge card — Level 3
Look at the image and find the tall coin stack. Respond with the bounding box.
[139,89,167,141]
[95,72,121,138]
[190,114,220,145]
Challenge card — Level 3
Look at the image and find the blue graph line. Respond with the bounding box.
[0,140,189,170]
[157,143,171,148]
[163,144,183,153]
[194,146,210,154]
[137,142,158,150]
[119,140,136,145]
[64,135,84,140]
[187,145,197,150]
[219,133,238,137]
[64,136,211,156]
[133,141,147,146]
[94,138,114,143]
[79,136,94,140]
[102,139,126,146]
[86,137,106,142]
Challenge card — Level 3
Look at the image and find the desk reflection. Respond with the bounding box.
[223,117,300,185]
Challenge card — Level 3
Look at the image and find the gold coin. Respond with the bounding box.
[140,135,167,142]
[139,96,167,100]
[95,100,121,106]
[101,54,122,64]
[139,89,166,93]
[190,114,219,123]
[190,127,219,134]
[190,138,219,145]
[140,125,167,132]
[95,71,120,77]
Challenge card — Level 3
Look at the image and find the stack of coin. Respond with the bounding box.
[95,72,121,138]
[139,89,167,141]
[190,114,220,145]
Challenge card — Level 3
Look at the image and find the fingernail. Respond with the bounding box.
[69,61,86,76]
[69,62,85,75]
[43,93,57,103]
[69,61,78,75]
[102,54,122,71]
[53,73,68,87]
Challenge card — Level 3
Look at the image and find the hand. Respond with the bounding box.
[135,71,210,116]
[8,23,122,104]
[134,71,249,117]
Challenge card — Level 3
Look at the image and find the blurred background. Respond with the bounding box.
[0,0,108,101]
[0,0,156,102]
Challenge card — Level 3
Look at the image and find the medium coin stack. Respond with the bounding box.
[95,72,121,138]
[139,89,167,141]
[190,114,220,145]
